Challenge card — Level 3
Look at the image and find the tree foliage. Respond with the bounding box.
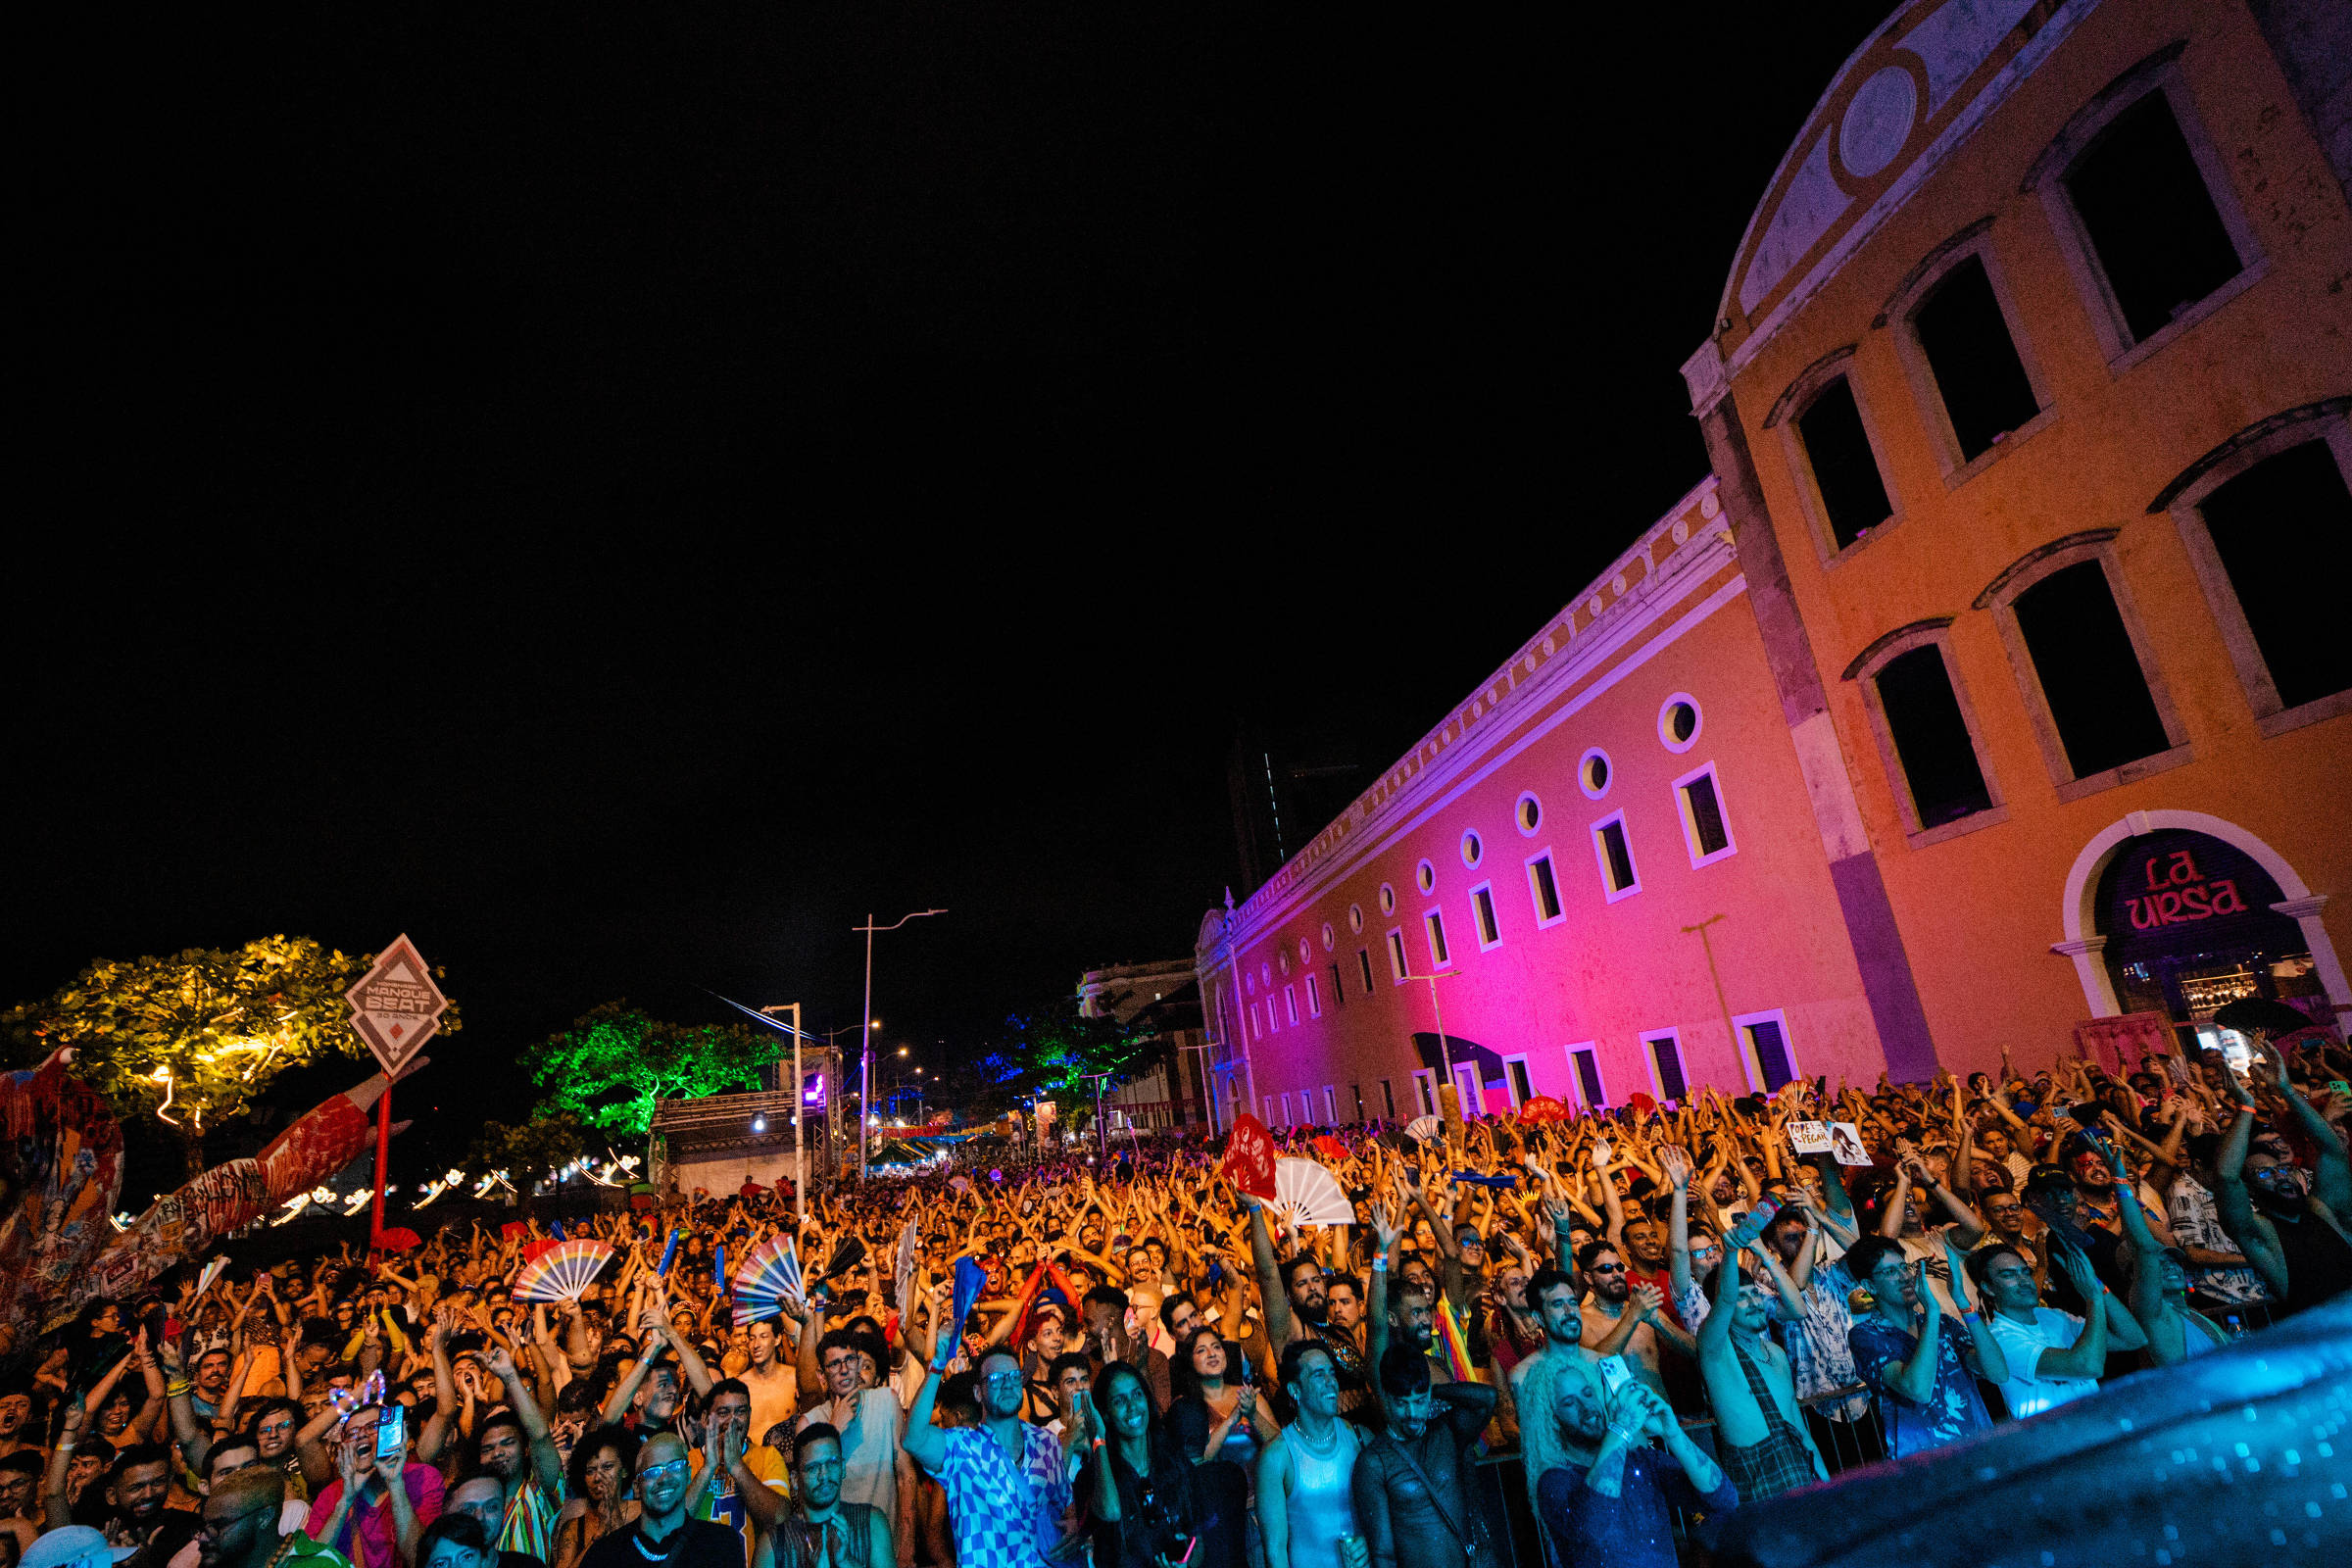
[523,1002,774,1136]
[1,936,455,1164]
[986,994,1154,1103]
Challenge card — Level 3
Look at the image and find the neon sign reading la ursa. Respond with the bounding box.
[2126,848,2248,929]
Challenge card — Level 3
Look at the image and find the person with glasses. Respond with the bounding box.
[197,1470,349,1568]
[577,1436,737,1568]
[1572,1245,1687,1407]
[795,1339,910,1563]
[903,1344,1074,1568]
[757,1426,890,1568]
[1841,1236,2008,1459]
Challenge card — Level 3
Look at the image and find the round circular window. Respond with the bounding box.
[1245,971,1255,995]
[1348,903,1365,933]
[1416,859,1437,895]
[1378,883,1396,916]
[1579,749,1612,800]
[1298,938,1312,965]
[1516,793,1542,836]
[1320,922,1336,952]
[1659,694,1701,753]
[1278,951,1291,977]
[1461,831,1483,868]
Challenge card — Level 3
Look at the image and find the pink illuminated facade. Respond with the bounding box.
[1195,479,1909,1125]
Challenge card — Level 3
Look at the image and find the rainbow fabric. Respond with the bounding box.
[1435,1294,1479,1385]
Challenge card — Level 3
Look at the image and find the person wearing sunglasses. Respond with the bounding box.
[576,1437,737,1568]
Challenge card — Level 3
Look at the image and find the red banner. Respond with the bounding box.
[2074,1010,2174,1075]
[1221,1112,1279,1200]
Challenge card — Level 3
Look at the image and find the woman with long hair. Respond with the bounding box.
[1165,1326,1279,1469]
[551,1425,640,1568]
[1079,1362,1199,1568]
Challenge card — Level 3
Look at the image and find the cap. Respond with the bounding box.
[24,1527,138,1568]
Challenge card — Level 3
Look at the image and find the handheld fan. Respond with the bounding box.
[195,1256,230,1297]
[894,1219,918,1310]
[513,1239,614,1304]
[730,1236,805,1323]
[1272,1158,1354,1225]
[1404,1114,1443,1144]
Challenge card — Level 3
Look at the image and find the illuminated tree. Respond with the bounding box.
[1,935,459,1176]
[996,995,1153,1100]
[523,1003,773,1137]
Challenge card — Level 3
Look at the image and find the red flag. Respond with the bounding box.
[1221,1113,1279,1200]
[1629,1092,1658,1115]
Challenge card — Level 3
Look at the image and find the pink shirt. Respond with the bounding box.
[311,1463,444,1568]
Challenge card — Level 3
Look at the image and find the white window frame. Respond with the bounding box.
[1578,748,1613,800]
[1671,760,1738,869]
[1525,847,1565,928]
[1642,1028,1689,1103]
[1248,1002,1261,1041]
[1469,881,1501,951]
[1979,531,2192,801]
[1880,221,2056,486]
[1591,809,1642,902]
[1501,1053,1534,1107]
[1733,1007,1800,1094]
[1410,1070,1438,1116]
[1846,621,2010,848]
[1323,1085,1339,1122]
[1285,985,1298,1025]
[1568,1044,1605,1109]
[1305,973,1322,1019]
[2164,415,2352,739]
[1387,928,1410,984]
[1423,906,1452,969]
[1658,693,1703,754]
[1278,1092,1292,1126]
[1515,791,1544,836]
[2026,47,2266,372]
[1452,1060,1483,1116]
[1415,858,1437,895]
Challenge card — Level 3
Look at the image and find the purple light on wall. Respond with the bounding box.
[803,1072,826,1110]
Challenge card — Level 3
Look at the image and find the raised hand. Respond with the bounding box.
[1658,1147,1690,1191]
[1369,1202,1402,1253]
[1630,1281,1665,1321]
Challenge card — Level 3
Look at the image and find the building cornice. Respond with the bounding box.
[1213,478,1740,951]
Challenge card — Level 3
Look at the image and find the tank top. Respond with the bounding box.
[1280,1419,1361,1568]
[2271,1211,2352,1317]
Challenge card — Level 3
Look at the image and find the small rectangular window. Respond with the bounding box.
[1645,1033,1689,1102]
[1380,1079,1396,1118]
[1912,256,2039,461]
[1323,1086,1338,1122]
[1592,814,1640,899]
[2013,560,2170,778]
[1528,853,1562,924]
[1505,1056,1534,1106]
[1279,1093,1292,1125]
[1249,1002,1261,1040]
[1285,986,1298,1025]
[1425,910,1451,967]
[1351,1084,1365,1121]
[1471,884,1500,948]
[1876,643,1993,826]
[1357,949,1376,993]
[1796,376,1892,549]
[1328,962,1345,1009]
[1743,1017,1796,1092]
[1412,1073,1436,1115]
[1571,1047,1604,1108]
[2196,441,2352,710]
[1676,767,1734,863]
[2064,90,2242,344]
[1304,975,1321,1018]
[1387,929,1409,982]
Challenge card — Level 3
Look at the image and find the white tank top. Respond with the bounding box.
[1282,1420,1362,1568]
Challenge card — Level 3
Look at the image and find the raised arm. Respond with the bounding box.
[2262,1039,2352,1217]
[2210,1088,2290,1299]
[1247,1200,1298,1352]
[483,1344,564,1498]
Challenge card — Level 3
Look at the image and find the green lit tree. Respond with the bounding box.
[1,936,459,1177]
[996,995,1153,1100]
[523,1003,773,1137]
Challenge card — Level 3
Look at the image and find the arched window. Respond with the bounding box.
[1766,346,1897,558]
[1879,220,2049,477]
[1845,619,2004,845]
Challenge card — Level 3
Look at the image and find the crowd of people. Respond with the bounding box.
[1,1032,2345,1568]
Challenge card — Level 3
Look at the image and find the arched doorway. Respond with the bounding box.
[2058,810,2346,1054]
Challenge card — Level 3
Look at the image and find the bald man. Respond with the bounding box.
[200,1471,349,1568]
[577,1436,739,1568]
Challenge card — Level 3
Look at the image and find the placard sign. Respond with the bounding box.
[1788,1121,1835,1154]
[345,935,445,1078]
[1828,1122,1873,1166]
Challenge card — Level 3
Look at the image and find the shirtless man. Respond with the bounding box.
[737,1319,797,1449]
[1694,1209,1825,1500]
[1576,1242,1690,1404]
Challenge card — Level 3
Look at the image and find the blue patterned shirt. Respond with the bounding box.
[932,1422,1072,1568]
[1847,1314,1992,1458]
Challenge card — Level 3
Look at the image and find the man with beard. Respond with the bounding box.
[467,1348,563,1564]
[771,1427,891,1568]
[2214,1041,2352,1318]
[196,1471,349,1568]
[1573,1244,1688,1405]
[1508,1267,1605,1533]
[1078,1291,1169,1415]
[1535,1379,1734,1568]
[42,1400,181,1555]
[439,1480,544,1568]
[904,1348,1074,1568]
[796,1335,911,1561]
[577,1436,738,1568]
[1692,1210,1826,1501]
[0,1453,40,1560]
[1348,1348,1495,1568]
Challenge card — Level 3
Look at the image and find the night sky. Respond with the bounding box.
[9,5,1893,1180]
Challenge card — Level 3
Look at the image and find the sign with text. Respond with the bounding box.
[1220,1111,1279,1200]
[345,934,446,1077]
[1788,1120,1835,1154]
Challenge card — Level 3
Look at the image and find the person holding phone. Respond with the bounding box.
[1078,1363,1196,1568]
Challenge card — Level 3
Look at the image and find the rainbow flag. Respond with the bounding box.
[1434,1294,1479,1384]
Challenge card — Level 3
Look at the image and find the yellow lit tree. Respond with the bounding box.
[2,935,460,1176]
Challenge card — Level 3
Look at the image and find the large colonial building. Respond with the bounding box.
[1195,0,2350,1128]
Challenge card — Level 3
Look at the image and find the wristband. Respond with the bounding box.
[167,1378,195,1398]
[1370,1256,1387,1272]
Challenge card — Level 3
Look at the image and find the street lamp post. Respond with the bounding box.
[855,909,946,1179]
[758,1003,806,1217]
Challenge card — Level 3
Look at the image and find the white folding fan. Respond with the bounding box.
[1272,1158,1354,1226]
[1404,1113,1443,1144]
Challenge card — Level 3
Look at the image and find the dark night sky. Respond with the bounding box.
[8,4,1893,1177]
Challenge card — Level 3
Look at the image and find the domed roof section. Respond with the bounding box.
[1714,0,2071,357]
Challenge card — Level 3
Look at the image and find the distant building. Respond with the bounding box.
[1197,0,2349,1124]
[1077,958,1212,1130]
